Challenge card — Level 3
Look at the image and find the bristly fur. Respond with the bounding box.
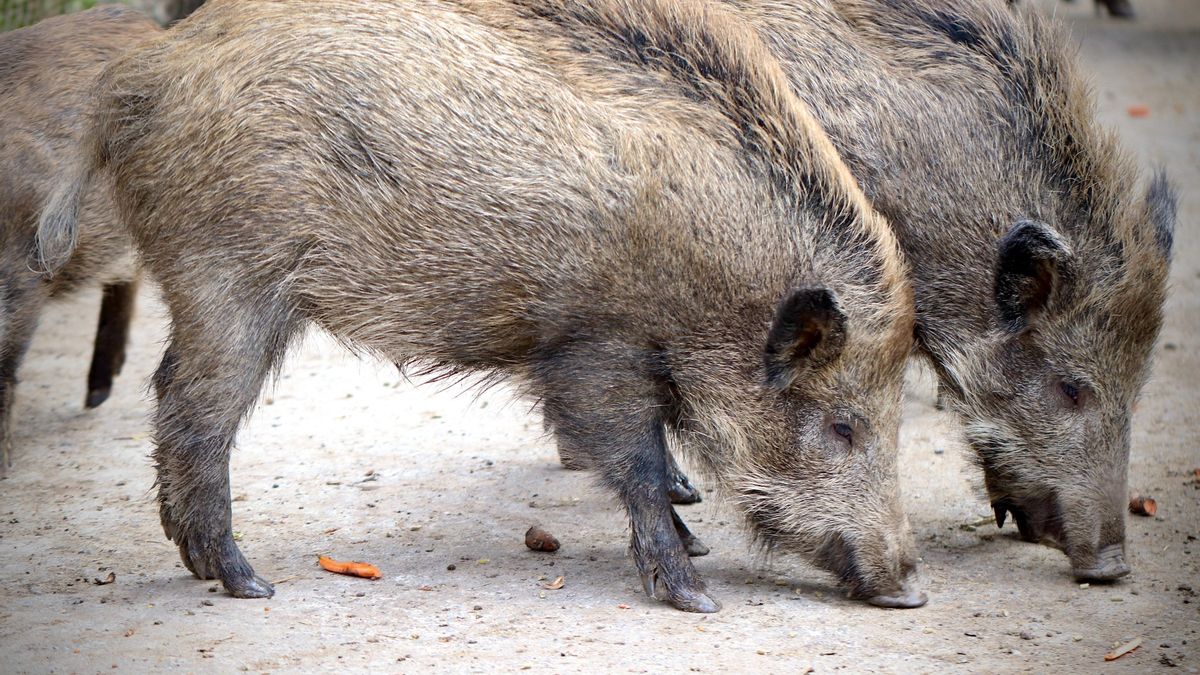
[35,0,919,608]
[1,6,157,473]
[729,0,1172,577]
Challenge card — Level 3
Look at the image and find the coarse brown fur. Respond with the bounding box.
[39,0,921,611]
[0,6,158,473]
[725,0,1174,581]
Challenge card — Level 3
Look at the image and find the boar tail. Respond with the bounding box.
[35,118,101,274]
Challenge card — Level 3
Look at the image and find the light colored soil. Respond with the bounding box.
[1,1,1197,672]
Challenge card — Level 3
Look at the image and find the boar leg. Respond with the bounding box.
[550,418,591,470]
[671,508,709,557]
[151,299,298,599]
[611,422,718,612]
[85,278,139,408]
[664,451,702,504]
[554,419,703,505]
[546,379,718,612]
[0,278,48,474]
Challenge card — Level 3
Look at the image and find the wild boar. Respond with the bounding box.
[727,0,1174,582]
[0,6,158,473]
[38,0,922,612]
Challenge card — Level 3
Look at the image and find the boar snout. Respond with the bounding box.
[817,532,927,609]
[1072,544,1130,582]
[867,584,928,609]
[993,490,1130,582]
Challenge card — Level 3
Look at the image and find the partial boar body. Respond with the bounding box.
[39,0,921,611]
[728,0,1174,581]
[0,7,158,472]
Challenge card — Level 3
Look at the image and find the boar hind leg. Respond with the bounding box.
[550,418,591,470]
[671,508,709,557]
[152,295,298,599]
[86,278,139,409]
[0,278,48,474]
[664,451,702,505]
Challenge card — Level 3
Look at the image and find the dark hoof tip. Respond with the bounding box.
[684,538,710,557]
[867,589,928,609]
[227,575,275,599]
[85,387,112,408]
[668,483,702,505]
[671,591,721,613]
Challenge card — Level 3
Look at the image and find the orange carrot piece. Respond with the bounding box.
[318,555,382,579]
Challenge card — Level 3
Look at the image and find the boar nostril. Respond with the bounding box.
[1072,544,1131,582]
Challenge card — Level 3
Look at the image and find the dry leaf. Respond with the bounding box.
[1104,637,1141,661]
[542,575,565,590]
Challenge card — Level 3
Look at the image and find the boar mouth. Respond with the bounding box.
[991,494,1064,545]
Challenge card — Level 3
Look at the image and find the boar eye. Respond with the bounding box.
[1059,380,1082,408]
[831,422,854,446]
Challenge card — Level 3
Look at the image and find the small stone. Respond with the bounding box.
[524,526,561,553]
[1019,631,1034,640]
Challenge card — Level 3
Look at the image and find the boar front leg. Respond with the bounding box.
[553,421,703,505]
[606,421,718,612]
[85,278,139,408]
[542,360,719,612]
[0,277,48,475]
[151,291,298,598]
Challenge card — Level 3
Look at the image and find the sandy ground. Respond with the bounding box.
[2,1,1198,672]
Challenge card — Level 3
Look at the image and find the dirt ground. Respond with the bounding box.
[2,1,1197,672]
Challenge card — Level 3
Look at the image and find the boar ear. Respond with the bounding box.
[994,220,1071,332]
[1145,170,1176,260]
[765,287,847,388]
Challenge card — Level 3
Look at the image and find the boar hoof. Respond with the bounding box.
[176,533,275,598]
[224,573,275,599]
[667,475,702,505]
[85,386,112,409]
[683,536,710,558]
[1072,545,1131,582]
[640,570,721,613]
[866,588,928,609]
